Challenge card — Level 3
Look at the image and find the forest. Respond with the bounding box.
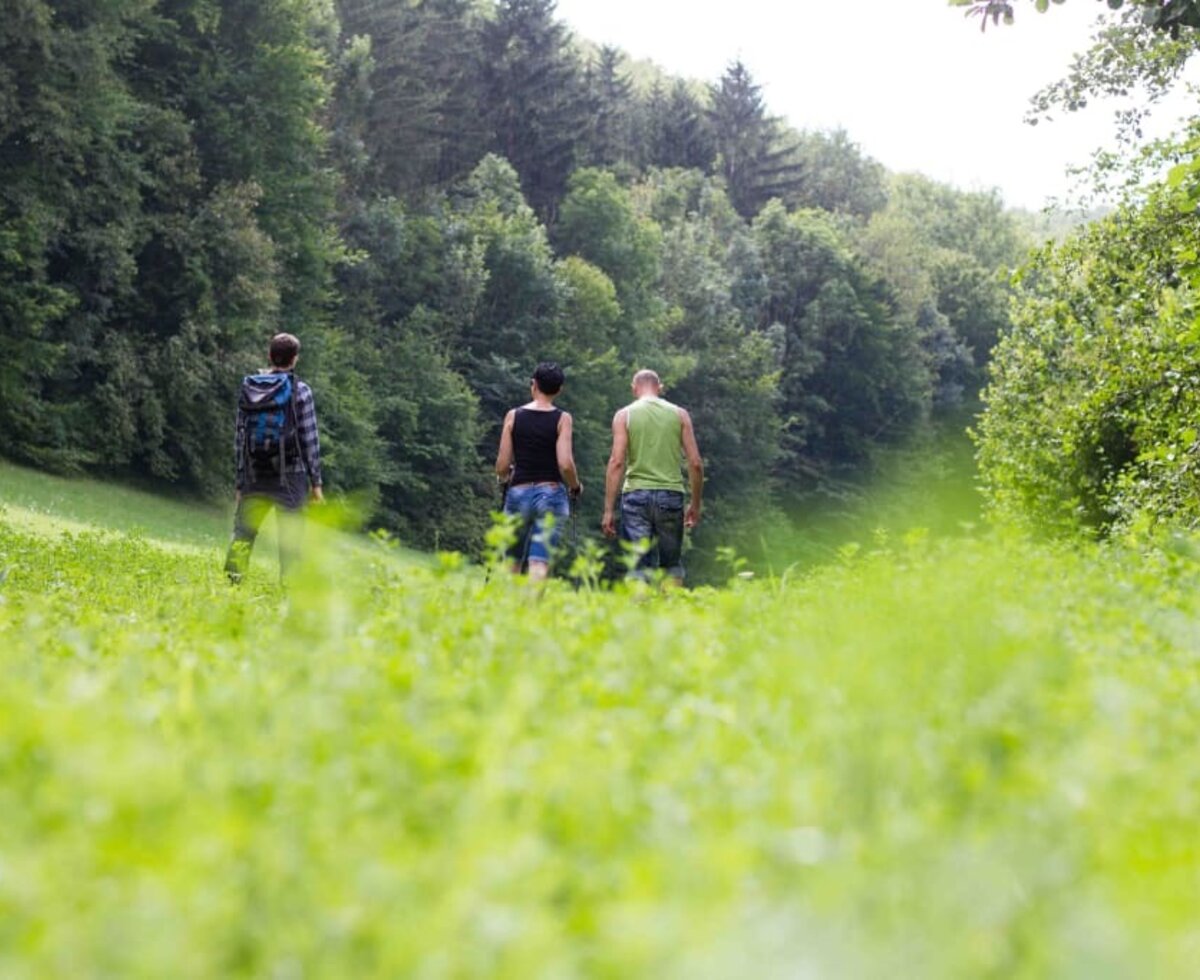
[0,0,1032,567]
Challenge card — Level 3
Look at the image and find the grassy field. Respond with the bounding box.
[3,461,1200,976]
[0,458,230,550]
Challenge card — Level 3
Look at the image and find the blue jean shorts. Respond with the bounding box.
[504,482,570,564]
[620,488,685,580]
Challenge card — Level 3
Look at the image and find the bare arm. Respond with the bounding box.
[680,408,704,528]
[602,409,628,536]
[494,410,515,480]
[556,412,582,493]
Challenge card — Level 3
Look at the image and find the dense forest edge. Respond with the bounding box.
[0,0,1051,578]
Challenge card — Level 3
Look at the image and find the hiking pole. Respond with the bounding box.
[567,484,581,588]
[569,485,581,553]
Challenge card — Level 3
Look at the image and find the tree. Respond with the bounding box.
[583,46,637,169]
[954,0,1200,37]
[976,182,1200,534]
[858,174,1027,394]
[956,0,1200,145]
[638,80,716,173]
[338,0,490,196]
[478,0,589,221]
[788,129,887,220]
[707,61,803,218]
[449,155,568,420]
[752,202,929,478]
[554,167,663,353]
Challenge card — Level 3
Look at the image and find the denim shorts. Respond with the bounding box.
[620,488,685,580]
[504,482,570,564]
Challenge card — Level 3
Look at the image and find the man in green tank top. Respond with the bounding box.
[602,369,704,584]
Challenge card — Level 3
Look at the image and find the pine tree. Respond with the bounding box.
[339,0,490,196]
[638,80,715,173]
[584,45,636,168]
[708,61,803,218]
[478,0,589,221]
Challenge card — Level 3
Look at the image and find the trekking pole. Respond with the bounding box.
[569,485,580,554]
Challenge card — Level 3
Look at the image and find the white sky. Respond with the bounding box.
[554,0,1195,211]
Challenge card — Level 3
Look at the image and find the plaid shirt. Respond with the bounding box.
[235,373,323,491]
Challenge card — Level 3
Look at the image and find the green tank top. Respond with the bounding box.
[623,397,685,493]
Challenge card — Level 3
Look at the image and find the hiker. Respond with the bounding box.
[602,369,703,585]
[224,332,323,583]
[494,362,583,581]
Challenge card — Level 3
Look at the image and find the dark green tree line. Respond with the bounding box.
[0,0,1029,572]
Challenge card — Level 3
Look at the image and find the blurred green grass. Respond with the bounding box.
[770,411,983,572]
[3,490,1200,975]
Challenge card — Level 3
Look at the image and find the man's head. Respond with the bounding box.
[532,362,565,396]
[268,333,301,370]
[631,369,662,397]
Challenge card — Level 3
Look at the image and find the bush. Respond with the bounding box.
[976,185,1200,535]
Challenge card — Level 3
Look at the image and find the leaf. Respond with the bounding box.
[1167,162,1193,189]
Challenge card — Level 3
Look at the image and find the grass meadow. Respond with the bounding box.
[3,457,1200,976]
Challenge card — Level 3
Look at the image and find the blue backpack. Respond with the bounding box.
[240,372,301,479]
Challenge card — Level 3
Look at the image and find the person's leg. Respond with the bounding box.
[224,493,272,583]
[503,484,535,574]
[619,489,657,580]
[651,490,687,586]
[275,472,309,583]
[526,484,569,582]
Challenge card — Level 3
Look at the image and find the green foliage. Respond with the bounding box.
[976,178,1200,534]
[479,0,589,220]
[707,61,804,219]
[956,0,1200,146]
[0,0,343,489]
[859,174,1029,397]
[786,129,888,220]
[451,154,569,419]
[0,0,1027,563]
[6,498,1200,972]
[582,46,638,170]
[338,0,489,195]
[637,80,716,174]
[751,202,927,478]
[955,0,1200,37]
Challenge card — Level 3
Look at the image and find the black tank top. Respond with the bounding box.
[510,407,563,485]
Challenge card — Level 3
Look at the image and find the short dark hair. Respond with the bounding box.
[532,362,564,395]
[269,333,301,367]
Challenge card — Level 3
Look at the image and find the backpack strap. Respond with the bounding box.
[277,372,296,487]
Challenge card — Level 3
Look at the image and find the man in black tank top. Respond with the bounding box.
[494,362,583,581]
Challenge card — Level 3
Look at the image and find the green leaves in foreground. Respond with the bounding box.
[3,519,1200,975]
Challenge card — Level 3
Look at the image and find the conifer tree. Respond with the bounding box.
[584,45,636,168]
[479,0,588,221]
[708,61,803,218]
[638,80,715,173]
[339,0,489,195]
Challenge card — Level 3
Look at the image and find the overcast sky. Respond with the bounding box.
[554,0,1193,211]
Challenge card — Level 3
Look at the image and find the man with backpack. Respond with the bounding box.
[224,333,323,583]
[602,369,703,586]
